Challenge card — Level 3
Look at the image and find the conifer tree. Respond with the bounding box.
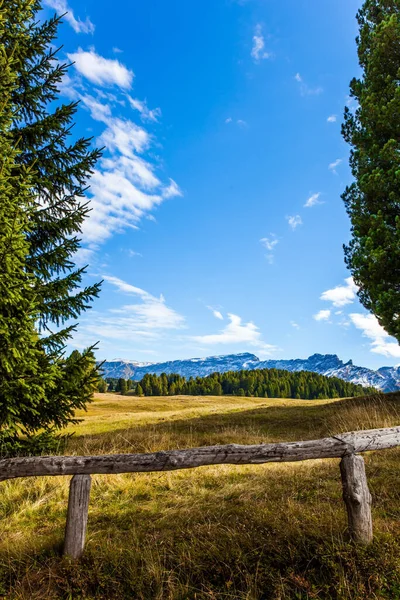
[0,1,57,453]
[342,0,400,341]
[0,1,101,454]
[4,1,101,358]
[119,379,128,395]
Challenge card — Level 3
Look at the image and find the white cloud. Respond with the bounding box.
[327,114,337,123]
[251,24,271,61]
[286,215,302,230]
[71,90,182,247]
[127,96,161,122]
[294,73,323,96]
[98,117,150,155]
[103,275,149,297]
[329,158,342,174]
[261,235,278,264]
[304,192,322,208]
[163,179,183,199]
[260,236,278,251]
[73,246,95,267]
[225,117,247,127]
[60,52,181,260]
[314,309,331,322]
[291,321,300,329]
[207,306,224,320]
[349,313,400,358]
[43,0,94,34]
[193,313,278,356]
[321,277,358,307]
[88,276,186,336]
[68,49,134,89]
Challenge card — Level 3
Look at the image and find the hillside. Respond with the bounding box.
[0,392,399,599]
[100,352,400,392]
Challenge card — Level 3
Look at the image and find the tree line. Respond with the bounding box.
[102,369,376,399]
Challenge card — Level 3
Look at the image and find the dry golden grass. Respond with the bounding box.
[0,392,399,599]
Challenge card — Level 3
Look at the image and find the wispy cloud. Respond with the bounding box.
[260,236,278,251]
[294,73,323,96]
[304,192,322,208]
[314,309,331,322]
[321,277,358,307]
[286,215,302,230]
[225,117,247,127]
[62,56,182,255]
[207,306,224,320]
[327,114,337,123]
[260,235,278,264]
[193,313,278,356]
[82,275,186,339]
[349,313,400,358]
[127,96,161,122]
[251,24,271,62]
[328,158,342,174]
[67,49,134,88]
[43,0,94,34]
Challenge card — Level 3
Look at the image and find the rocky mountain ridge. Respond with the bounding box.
[99,352,400,393]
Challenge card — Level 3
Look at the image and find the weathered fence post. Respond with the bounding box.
[340,453,373,544]
[63,474,91,559]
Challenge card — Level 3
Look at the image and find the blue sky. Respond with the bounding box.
[42,0,400,369]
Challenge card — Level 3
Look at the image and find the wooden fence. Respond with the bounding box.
[1,426,400,559]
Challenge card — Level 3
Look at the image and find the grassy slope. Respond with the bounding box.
[0,393,400,599]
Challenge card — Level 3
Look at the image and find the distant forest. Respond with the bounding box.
[102,369,376,399]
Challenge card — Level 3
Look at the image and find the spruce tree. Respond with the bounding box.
[342,0,400,341]
[0,1,101,454]
[0,1,57,453]
[4,1,101,357]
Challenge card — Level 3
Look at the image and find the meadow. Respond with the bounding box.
[0,392,400,599]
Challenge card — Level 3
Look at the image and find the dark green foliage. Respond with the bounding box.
[117,378,128,395]
[342,0,400,341]
[127,370,376,399]
[4,1,102,351]
[97,379,108,393]
[0,1,101,455]
[0,1,59,452]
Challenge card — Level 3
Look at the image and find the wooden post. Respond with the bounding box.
[63,474,91,559]
[340,453,373,544]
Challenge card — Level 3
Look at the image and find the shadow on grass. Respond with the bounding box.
[68,393,400,456]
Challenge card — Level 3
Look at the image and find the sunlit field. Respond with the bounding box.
[1,392,399,599]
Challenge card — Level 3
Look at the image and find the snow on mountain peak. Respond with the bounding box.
[99,352,400,393]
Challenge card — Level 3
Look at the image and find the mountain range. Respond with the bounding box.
[99,353,400,393]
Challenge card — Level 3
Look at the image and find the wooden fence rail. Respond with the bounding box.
[1,426,400,558]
